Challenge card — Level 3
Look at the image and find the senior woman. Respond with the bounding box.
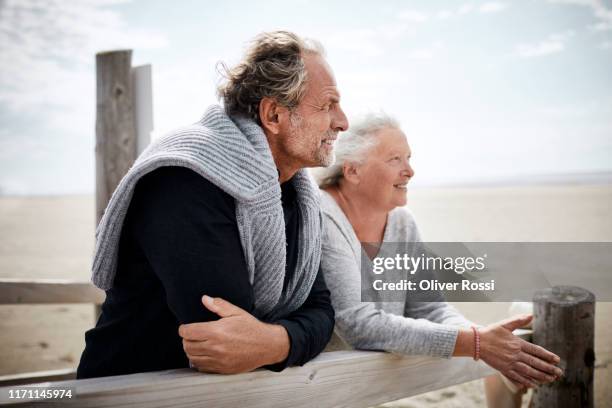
[312,113,563,407]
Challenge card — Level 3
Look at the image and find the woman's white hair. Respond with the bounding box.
[312,111,401,188]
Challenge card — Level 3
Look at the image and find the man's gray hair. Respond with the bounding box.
[313,112,401,189]
[217,30,325,124]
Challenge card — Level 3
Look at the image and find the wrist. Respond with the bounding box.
[471,326,481,360]
[452,328,475,357]
[263,323,290,365]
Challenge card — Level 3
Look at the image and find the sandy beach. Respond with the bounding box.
[0,184,610,407]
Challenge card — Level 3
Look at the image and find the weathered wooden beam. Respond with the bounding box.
[0,279,105,305]
[95,49,137,224]
[0,350,497,408]
[0,369,76,387]
[532,286,595,408]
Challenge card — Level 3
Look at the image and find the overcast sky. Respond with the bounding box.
[1,0,611,195]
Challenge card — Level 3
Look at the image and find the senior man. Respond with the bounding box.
[77,30,348,378]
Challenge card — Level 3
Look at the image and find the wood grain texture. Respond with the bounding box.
[95,50,137,224]
[0,341,528,408]
[532,286,595,408]
[0,279,105,305]
[0,369,76,387]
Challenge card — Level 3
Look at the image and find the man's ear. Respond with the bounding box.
[343,162,361,185]
[259,97,288,135]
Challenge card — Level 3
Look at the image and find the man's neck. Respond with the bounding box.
[265,132,301,183]
[277,164,299,184]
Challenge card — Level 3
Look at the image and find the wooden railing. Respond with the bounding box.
[0,278,534,407]
[0,278,105,305]
[0,349,506,408]
[0,279,104,386]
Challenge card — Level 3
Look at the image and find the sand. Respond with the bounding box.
[0,184,610,407]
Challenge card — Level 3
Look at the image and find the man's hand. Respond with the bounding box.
[178,295,290,374]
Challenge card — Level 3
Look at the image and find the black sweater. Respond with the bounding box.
[77,166,334,378]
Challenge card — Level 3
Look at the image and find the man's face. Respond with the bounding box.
[281,54,349,168]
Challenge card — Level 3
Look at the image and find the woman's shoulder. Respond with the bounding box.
[319,189,349,225]
[387,206,421,242]
[318,190,360,247]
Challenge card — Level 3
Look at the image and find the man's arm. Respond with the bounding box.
[128,166,255,323]
[130,166,333,372]
[268,267,335,370]
[179,295,291,373]
[180,266,334,373]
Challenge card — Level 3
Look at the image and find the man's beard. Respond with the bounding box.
[289,112,336,167]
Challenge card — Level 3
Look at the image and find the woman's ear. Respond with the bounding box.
[343,161,361,185]
[259,97,290,135]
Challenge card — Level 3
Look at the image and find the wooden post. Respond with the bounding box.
[132,64,153,155]
[95,50,137,224]
[93,52,153,318]
[532,286,595,408]
[94,50,141,319]
[95,50,153,318]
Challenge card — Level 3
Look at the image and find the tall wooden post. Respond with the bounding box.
[532,286,595,408]
[94,51,153,319]
[95,50,137,224]
[94,50,136,319]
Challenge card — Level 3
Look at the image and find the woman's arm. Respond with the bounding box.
[405,301,474,329]
[321,217,461,359]
[398,208,475,329]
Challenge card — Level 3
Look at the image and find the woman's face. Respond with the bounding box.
[354,127,414,212]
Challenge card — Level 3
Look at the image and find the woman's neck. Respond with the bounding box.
[326,184,388,244]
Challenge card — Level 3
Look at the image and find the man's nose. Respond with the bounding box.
[332,105,349,132]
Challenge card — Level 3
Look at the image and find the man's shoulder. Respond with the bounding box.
[139,166,223,192]
[134,166,235,214]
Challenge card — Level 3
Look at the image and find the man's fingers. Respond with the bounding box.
[201,295,247,318]
[522,341,561,364]
[178,322,215,340]
[519,352,564,377]
[188,356,221,373]
[183,339,212,356]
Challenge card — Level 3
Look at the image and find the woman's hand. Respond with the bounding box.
[479,315,563,389]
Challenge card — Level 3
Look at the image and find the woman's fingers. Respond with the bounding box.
[519,352,564,377]
[522,341,560,364]
[505,369,538,389]
[514,361,556,383]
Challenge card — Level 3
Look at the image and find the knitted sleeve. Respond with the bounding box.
[320,214,460,359]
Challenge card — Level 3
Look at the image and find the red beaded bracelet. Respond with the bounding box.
[471,326,480,361]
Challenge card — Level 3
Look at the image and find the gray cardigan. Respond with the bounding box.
[91,105,321,321]
[320,190,473,358]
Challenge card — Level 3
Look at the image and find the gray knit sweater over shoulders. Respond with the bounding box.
[92,105,322,321]
[319,190,473,358]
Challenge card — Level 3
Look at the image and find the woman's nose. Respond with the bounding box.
[402,163,414,179]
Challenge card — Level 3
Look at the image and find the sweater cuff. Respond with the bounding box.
[427,324,460,359]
